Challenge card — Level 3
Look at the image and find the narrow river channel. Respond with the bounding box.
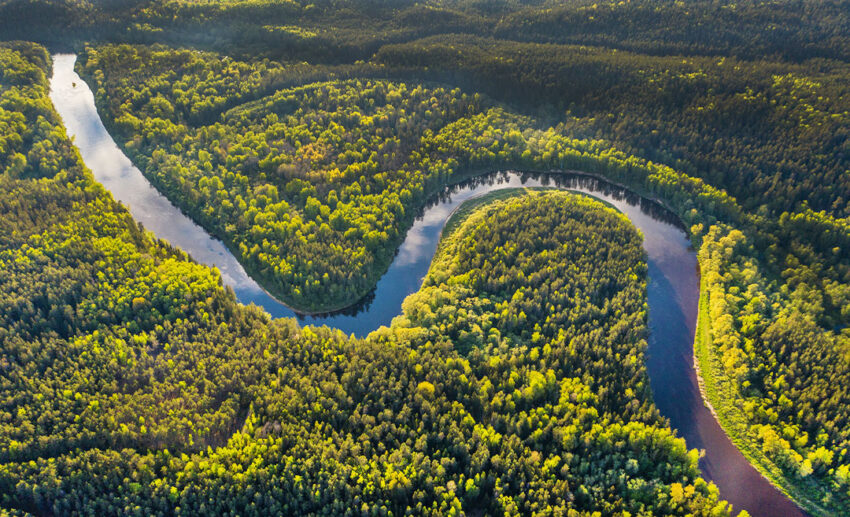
[49,53,807,517]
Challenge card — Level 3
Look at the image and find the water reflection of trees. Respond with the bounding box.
[297,289,377,320]
[429,169,686,230]
[302,169,687,321]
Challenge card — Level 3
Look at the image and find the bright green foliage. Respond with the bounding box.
[396,190,652,419]
[74,43,734,312]
[0,42,731,516]
[77,41,850,513]
[80,44,495,310]
[0,42,272,463]
[0,43,76,181]
[1,1,850,513]
[696,221,850,513]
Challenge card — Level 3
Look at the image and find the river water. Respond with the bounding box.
[49,53,807,516]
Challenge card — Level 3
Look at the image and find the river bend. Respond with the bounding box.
[49,53,806,517]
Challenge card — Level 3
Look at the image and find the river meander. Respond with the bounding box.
[49,53,806,517]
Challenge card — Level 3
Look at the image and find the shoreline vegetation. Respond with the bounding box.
[694,277,831,516]
[59,60,814,512]
[73,42,850,515]
[0,46,735,513]
[1,0,850,513]
[72,43,685,315]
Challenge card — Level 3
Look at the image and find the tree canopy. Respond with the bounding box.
[0,42,734,516]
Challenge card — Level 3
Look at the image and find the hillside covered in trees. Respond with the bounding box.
[0,0,849,515]
[0,42,735,515]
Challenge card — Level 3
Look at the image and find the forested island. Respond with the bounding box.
[1,1,850,515]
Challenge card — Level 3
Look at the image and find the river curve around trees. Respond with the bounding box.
[49,53,807,517]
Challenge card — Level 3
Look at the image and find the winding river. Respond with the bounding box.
[49,53,806,516]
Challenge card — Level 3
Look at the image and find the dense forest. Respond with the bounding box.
[0,0,849,515]
[77,34,850,517]
[0,43,735,515]
[79,43,499,310]
[1,0,850,62]
[375,35,850,217]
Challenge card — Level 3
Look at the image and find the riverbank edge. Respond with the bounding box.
[693,275,833,516]
[68,56,656,317]
[67,52,828,514]
[71,53,673,317]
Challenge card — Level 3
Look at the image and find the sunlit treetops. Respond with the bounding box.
[0,44,732,514]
